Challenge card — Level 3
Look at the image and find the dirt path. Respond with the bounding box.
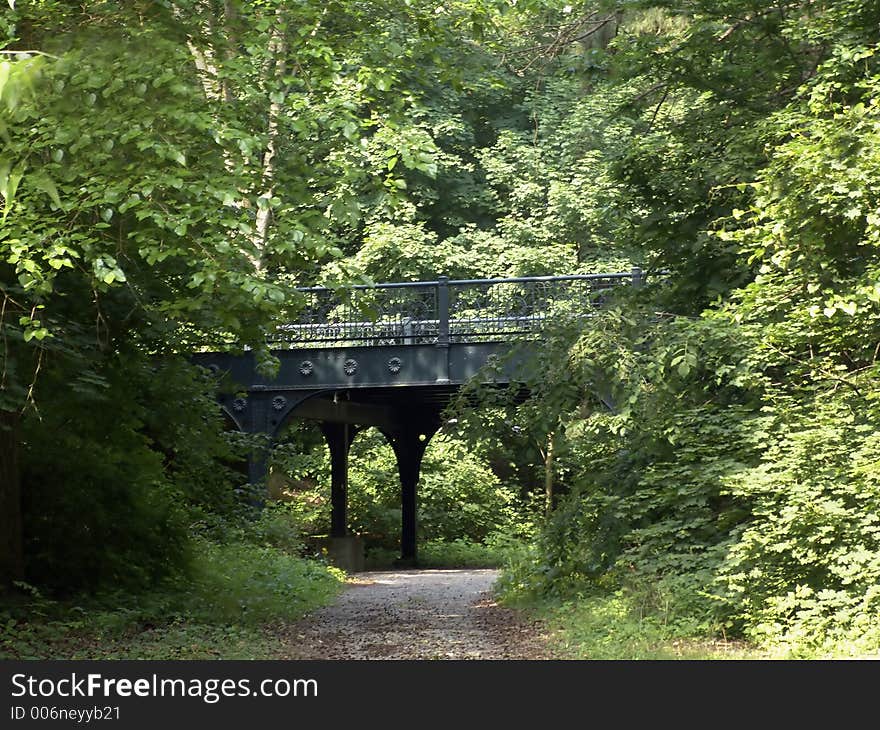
[274,568,557,660]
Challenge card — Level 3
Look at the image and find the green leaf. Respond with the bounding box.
[29,171,62,208]
[342,121,358,141]
[101,267,126,285]
[0,159,24,221]
[22,326,49,343]
[0,62,11,103]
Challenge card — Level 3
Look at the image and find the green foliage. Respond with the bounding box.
[20,366,189,593]
[183,538,344,626]
[0,536,344,659]
[4,0,880,661]
[716,398,880,653]
[429,531,534,568]
[495,306,761,607]
[365,533,529,570]
[703,45,880,648]
[237,503,307,557]
[273,426,524,549]
[504,589,763,660]
[18,353,254,593]
[493,0,880,657]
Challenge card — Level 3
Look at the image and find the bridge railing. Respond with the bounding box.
[270,269,645,348]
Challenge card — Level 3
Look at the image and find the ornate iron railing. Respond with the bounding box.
[270,269,645,348]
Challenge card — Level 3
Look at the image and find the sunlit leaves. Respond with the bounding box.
[467,2,880,656]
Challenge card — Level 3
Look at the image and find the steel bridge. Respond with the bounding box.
[193,269,644,564]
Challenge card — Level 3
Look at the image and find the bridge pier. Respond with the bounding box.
[247,453,269,493]
[239,392,272,494]
[382,420,440,565]
[321,422,357,538]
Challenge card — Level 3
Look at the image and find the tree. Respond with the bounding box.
[0,0,509,588]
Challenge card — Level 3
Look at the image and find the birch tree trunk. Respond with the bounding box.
[253,11,289,268]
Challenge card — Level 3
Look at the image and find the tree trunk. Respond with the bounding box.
[0,409,24,586]
[253,9,290,267]
[543,430,555,516]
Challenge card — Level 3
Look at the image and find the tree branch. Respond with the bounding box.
[718,3,815,41]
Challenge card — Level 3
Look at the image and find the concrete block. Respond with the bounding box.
[324,536,365,573]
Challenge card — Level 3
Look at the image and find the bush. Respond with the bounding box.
[419,532,530,568]
[19,354,250,594]
[0,536,346,659]
[347,431,521,548]
[184,539,345,625]
[714,397,880,652]
[239,503,305,555]
[21,366,190,593]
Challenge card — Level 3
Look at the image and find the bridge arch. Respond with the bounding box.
[220,405,243,433]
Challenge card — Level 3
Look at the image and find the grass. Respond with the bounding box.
[364,534,526,570]
[500,586,880,660]
[0,538,346,660]
[500,589,769,660]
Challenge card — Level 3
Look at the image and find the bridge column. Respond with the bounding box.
[321,423,357,538]
[383,421,440,564]
[247,453,269,491]
[245,393,272,502]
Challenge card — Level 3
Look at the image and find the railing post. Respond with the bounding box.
[631,266,645,288]
[437,276,449,346]
[435,276,451,384]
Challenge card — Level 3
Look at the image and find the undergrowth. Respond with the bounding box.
[0,534,345,660]
[499,587,765,660]
[364,533,528,570]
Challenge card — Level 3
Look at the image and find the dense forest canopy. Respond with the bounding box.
[1,0,879,656]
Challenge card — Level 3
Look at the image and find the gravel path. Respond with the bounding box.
[274,568,556,660]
